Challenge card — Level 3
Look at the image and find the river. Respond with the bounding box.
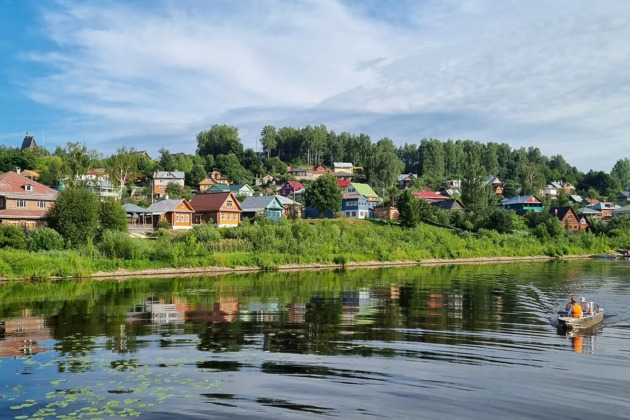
[1,260,629,419]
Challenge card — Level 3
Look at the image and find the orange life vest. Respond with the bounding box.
[570,303,583,318]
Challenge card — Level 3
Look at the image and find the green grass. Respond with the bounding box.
[0,219,616,280]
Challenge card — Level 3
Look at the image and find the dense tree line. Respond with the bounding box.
[3,124,630,203]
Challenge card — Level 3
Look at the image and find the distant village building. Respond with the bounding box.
[20,131,37,151]
[240,196,285,221]
[190,191,242,227]
[206,184,254,197]
[502,195,544,213]
[412,190,449,203]
[484,176,504,195]
[549,206,587,232]
[431,199,466,212]
[153,171,185,198]
[146,198,194,230]
[542,181,575,197]
[588,201,620,220]
[397,174,418,190]
[199,171,232,192]
[0,171,58,229]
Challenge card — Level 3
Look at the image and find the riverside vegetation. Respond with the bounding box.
[0,214,625,281]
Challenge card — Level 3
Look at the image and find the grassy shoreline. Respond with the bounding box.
[0,219,618,281]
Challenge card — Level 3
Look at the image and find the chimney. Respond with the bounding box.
[15,167,21,174]
[554,209,558,216]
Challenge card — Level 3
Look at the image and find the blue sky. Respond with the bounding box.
[1,0,629,172]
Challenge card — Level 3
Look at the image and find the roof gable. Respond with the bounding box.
[0,171,58,198]
[146,198,193,214]
[190,192,242,212]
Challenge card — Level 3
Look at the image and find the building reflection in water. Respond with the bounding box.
[0,309,51,358]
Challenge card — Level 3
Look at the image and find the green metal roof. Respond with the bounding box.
[350,183,378,198]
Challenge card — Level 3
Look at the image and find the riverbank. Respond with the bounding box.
[86,254,592,280]
[0,219,617,281]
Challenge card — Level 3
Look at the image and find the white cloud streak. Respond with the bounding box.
[15,0,630,170]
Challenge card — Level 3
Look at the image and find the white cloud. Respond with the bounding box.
[16,0,630,170]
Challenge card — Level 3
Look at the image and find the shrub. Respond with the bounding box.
[98,230,151,260]
[0,224,26,249]
[26,227,64,252]
[191,223,221,244]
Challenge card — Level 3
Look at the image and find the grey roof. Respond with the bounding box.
[612,204,630,214]
[333,162,353,168]
[590,202,621,211]
[578,207,602,215]
[276,195,301,206]
[122,203,150,213]
[397,173,418,181]
[146,199,192,214]
[569,194,583,203]
[154,171,185,179]
[240,196,282,211]
[502,195,541,205]
[618,191,630,198]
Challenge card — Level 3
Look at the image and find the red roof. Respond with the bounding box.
[0,172,58,197]
[584,198,600,205]
[189,192,242,212]
[337,180,350,188]
[286,181,304,190]
[412,191,447,200]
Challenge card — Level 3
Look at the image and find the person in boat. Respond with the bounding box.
[565,296,576,311]
[580,297,592,314]
[567,297,583,318]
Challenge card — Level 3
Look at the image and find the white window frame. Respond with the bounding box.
[17,199,26,208]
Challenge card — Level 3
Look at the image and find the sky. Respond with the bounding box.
[1,0,629,172]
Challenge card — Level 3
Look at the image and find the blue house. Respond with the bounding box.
[342,194,373,219]
[240,196,285,221]
[304,207,334,219]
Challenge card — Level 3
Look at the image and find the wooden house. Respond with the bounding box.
[549,206,587,232]
[342,194,372,219]
[146,198,194,230]
[502,195,544,212]
[589,201,620,220]
[279,181,305,198]
[485,176,504,195]
[153,171,185,197]
[190,192,242,227]
[397,173,418,190]
[240,196,285,221]
[0,171,58,229]
[431,199,466,211]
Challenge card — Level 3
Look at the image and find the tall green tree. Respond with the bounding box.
[47,188,100,247]
[397,189,420,228]
[518,162,545,196]
[107,147,138,199]
[418,138,445,187]
[196,125,243,158]
[364,138,404,196]
[57,142,99,187]
[612,158,630,191]
[461,151,491,213]
[304,175,342,216]
[260,125,277,158]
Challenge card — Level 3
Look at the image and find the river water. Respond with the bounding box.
[1,260,630,419]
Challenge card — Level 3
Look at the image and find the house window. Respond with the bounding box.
[227,200,233,208]
[17,200,26,208]
[185,215,189,222]
[176,214,180,222]
[24,184,33,191]
[352,211,356,217]
[221,213,225,220]
[37,201,47,208]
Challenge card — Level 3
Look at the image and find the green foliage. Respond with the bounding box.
[484,209,513,233]
[98,230,151,260]
[304,175,342,215]
[364,138,405,194]
[99,198,128,238]
[47,188,100,247]
[397,190,420,228]
[196,124,244,158]
[0,224,26,249]
[26,227,64,252]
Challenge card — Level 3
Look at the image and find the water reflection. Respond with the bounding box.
[2,260,630,418]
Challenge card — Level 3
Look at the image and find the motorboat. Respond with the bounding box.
[557,302,604,330]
